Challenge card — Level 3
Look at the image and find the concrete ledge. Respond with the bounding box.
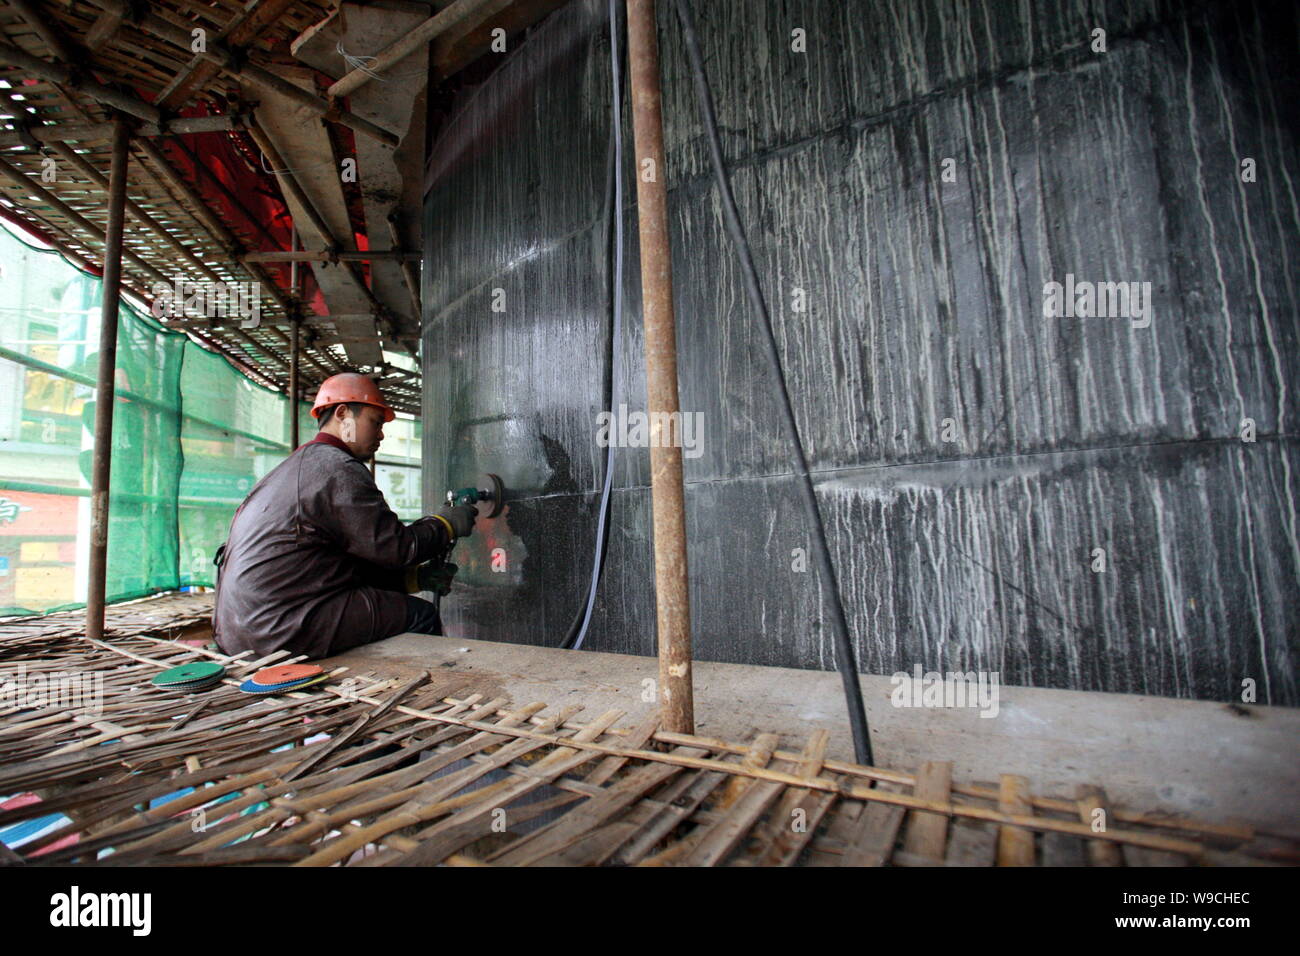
[322,633,1300,832]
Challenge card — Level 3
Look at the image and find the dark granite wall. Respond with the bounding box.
[422,0,1299,705]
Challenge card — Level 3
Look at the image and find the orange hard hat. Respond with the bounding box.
[310,372,395,422]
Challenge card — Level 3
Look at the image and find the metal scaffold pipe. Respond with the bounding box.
[626,0,694,735]
[85,115,130,644]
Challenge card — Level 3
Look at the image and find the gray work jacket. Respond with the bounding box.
[213,434,447,659]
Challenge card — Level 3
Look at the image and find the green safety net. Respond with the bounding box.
[0,222,420,616]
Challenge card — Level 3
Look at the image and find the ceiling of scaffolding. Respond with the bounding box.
[0,0,568,415]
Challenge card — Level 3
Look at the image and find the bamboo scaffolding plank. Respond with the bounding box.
[392,710,632,867]
[633,728,1256,843]
[682,737,795,866]
[736,730,835,866]
[1040,829,1088,866]
[2,594,1288,867]
[839,783,906,866]
[1077,784,1124,867]
[309,687,1214,855]
[997,774,1036,866]
[903,761,953,863]
[945,818,998,866]
[638,733,781,867]
[486,716,678,866]
[286,704,582,864]
[281,674,428,783]
[497,757,714,866]
[169,703,501,857]
[610,765,731,865]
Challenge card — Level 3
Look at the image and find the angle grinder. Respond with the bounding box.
[444,473,505,518]
[408,474,506,597]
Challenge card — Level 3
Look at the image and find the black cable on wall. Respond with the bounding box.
[672,0,875,766]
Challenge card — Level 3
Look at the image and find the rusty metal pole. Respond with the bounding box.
[626,0,693,734]
[86,115,130,643]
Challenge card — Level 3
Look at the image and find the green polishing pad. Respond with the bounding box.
[152,661,226,687]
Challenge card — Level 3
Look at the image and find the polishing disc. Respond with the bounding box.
[152,662,225,687]
[238,673,332,695]
[172,675,224,693]
[482,473,505,518]
[252,664,323,686]
[152,672,225,693]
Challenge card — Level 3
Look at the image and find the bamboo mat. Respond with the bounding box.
[0,594,1293,866]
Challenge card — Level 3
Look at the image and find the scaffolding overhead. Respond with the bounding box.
[0,0,568,413]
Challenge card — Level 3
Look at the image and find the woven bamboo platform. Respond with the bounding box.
[0,594,1294,867]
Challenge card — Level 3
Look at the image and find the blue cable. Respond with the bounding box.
[570,0,625,651]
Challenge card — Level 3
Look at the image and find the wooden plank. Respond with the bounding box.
[613,767,730,864]
[161,700,506,858]
[635,734,780,865]
[732,730,833,866]
[157,0,300,110]
[86,10,126,51]
[476,725,692,866]
[682,788,790,865]
[273,702,566,855]
[1041,830,1088,866]
[945,818,997,866]
[282,673,428,782]
[538,758,741,866]
[996,773,1036,866]
[1077,784,1124,867]
[299,708,622,866]
[1124,846,1190,867]
[901,760,952,863]
[841,783,906,866]
[714,733,780,809]
[503,749,705,865]
[393,710,634,866]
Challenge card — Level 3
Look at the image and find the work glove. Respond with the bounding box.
[435,502,478,539]
[420,561,458,597]
[404,559,458,596]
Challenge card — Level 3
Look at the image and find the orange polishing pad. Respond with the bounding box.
[252,664,324,686]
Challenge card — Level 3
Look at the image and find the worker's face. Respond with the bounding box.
[342,405,385,459]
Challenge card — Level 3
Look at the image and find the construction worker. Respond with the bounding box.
[212,372,476,660]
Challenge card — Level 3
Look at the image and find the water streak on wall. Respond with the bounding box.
[423,0,1299,705]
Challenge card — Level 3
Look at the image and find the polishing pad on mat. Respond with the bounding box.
[238,674,332,695]
[152,662,225,687]
[252,664,323,686]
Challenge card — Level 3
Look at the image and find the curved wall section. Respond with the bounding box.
[423,0,1299,704]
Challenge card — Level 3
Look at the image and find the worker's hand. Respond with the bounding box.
[436,502,478,539]
[418,561,458,597]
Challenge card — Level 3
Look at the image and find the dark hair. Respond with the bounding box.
[317,402,367,430]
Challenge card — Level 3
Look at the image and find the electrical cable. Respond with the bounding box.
[671,0,874,765]
[562,0,626,651]
[335,41,429,81]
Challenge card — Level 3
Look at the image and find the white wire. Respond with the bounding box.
[335,41,428,82]
[571,0,625,652]
[258,151,337,177]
